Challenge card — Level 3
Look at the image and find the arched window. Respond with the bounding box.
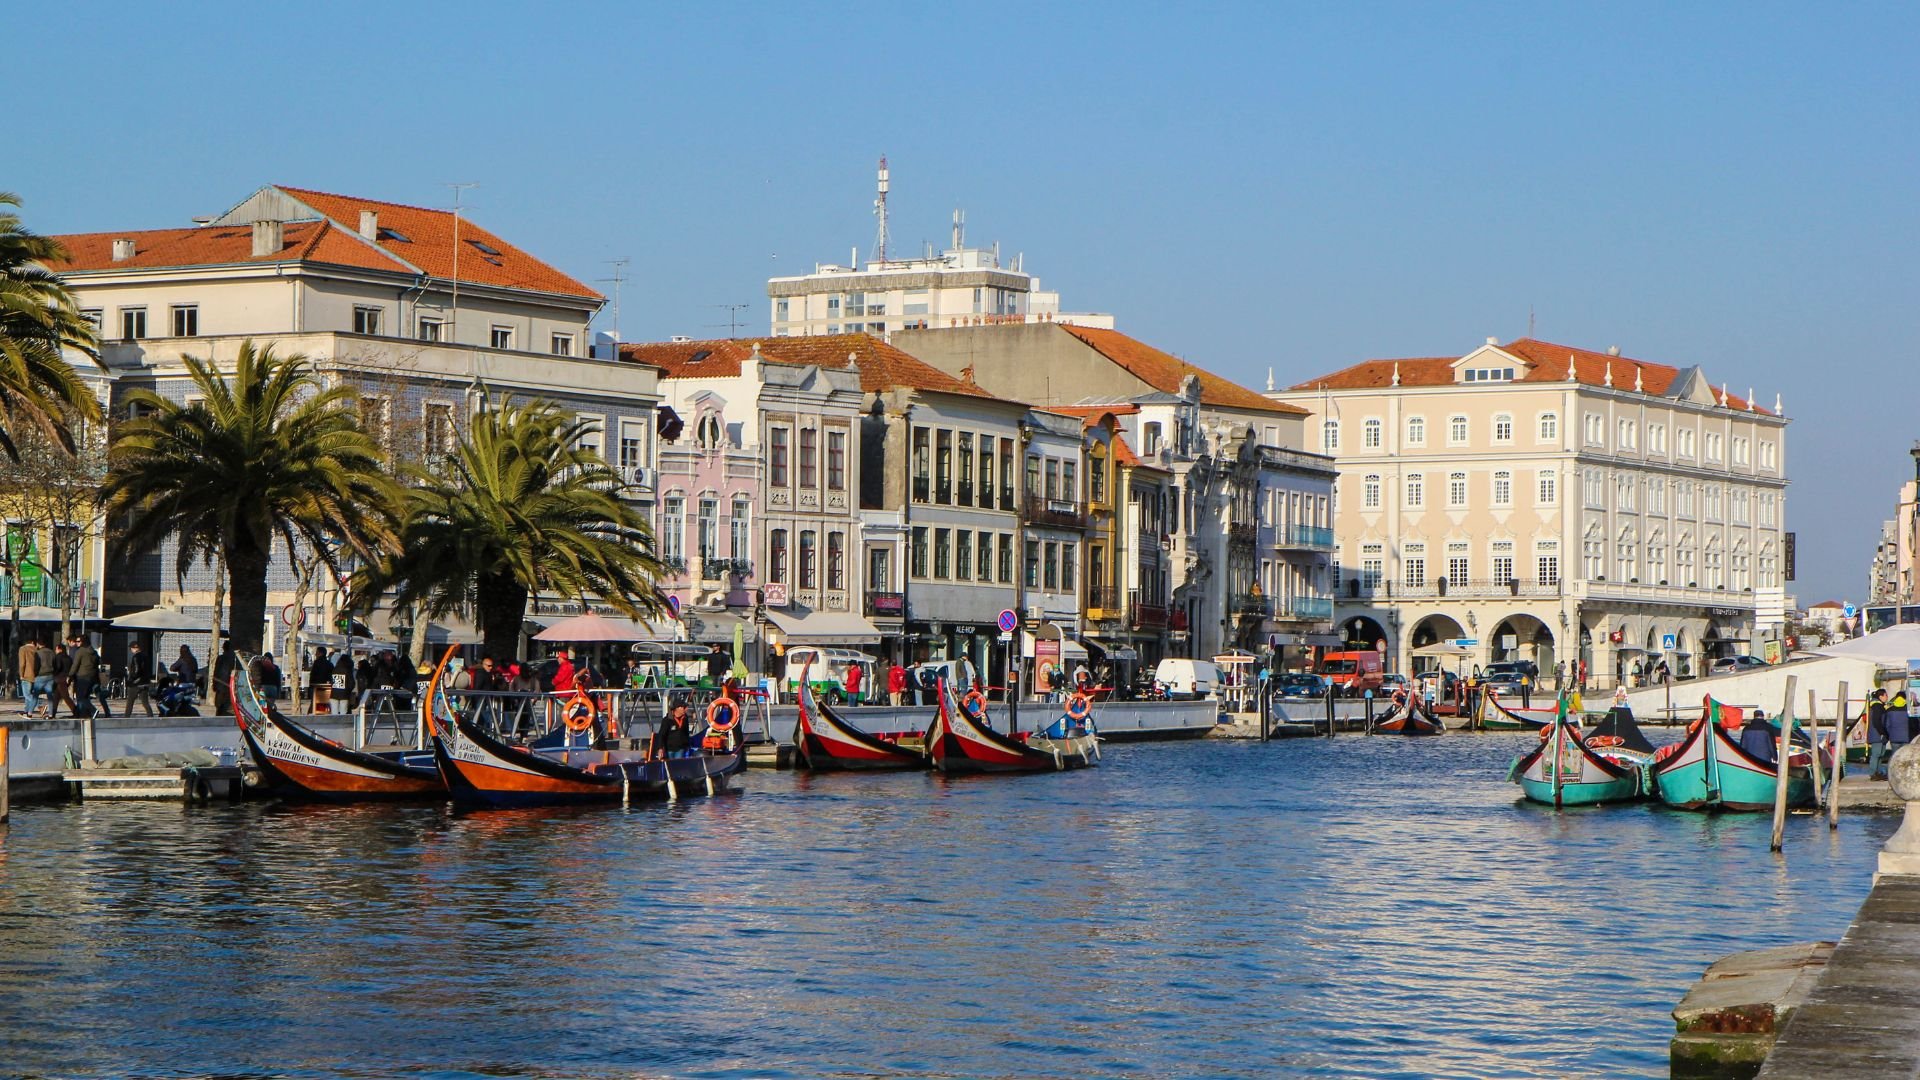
[1363,418,1382,449]
[1537,412,1558,441]
[1492,469,1512,506]
[1322,419,1339,452]
[1406,416,1426,445]
[1362,474,1381,509]
[1492,414,1514,443]
[1447,471,1467,507]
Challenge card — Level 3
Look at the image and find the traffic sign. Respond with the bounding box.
[1451,637,1479,647]
[1662,633,1677,651]
[1844,604,1857,619]
[666,594,682,619]
[997,608,1019,633]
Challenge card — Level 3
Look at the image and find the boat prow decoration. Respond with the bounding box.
[1375,691,1445,736]
[927,679,1096,774]
[233,653,442,799]
[1649,696,1814,812]
[1476,689,1552,731]
[1512,702,1642,807]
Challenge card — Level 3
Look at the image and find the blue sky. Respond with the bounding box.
[14,2,1918,606]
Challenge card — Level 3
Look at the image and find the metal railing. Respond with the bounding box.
[1278,595,1334,620]
[1349,578,1562,600]
[1280,524,1335,549]
[1023,494,1085,528]
[352,684,778,751]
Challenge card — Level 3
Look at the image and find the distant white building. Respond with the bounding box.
[767,162,1110,337]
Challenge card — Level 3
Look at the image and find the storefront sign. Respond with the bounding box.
[953,625,977,636]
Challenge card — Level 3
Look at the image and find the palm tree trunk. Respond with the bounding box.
[225,539,271,654]
[476,571,529,663]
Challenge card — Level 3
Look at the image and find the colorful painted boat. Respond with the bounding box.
[1374,692,1445,736]
[1475,690,1553,731]
[793,677,926,770]
[1650,698,1814,812]
[232,655,443,800]
[428,650,743,807]
[925,681,1097,774]
[1510,706,1643,807]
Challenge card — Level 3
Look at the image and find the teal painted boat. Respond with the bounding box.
[1511,704,1642,807]
[1649,698,1815,812]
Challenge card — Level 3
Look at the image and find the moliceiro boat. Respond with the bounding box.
[1510,703,1645,807]
[793,675,926,770]
[427,650,743,808]
[1650,697,1815,812]
[1474,689,1552,731]
[1374,691,1445,736]
[233,655,443,800]
[925,680,1098,774]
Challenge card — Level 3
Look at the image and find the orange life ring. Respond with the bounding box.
[1065,692,1093,721]
[561,691,598,732]
[1588,735,1625,748]
[1538,724,1553,741]
[961,690,989,717]
[706,695,739,732]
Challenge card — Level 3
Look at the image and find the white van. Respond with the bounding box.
[1154,658,1221,699]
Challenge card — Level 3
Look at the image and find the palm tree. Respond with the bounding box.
[362,396,666,661]
[0,192,101,457]
[104,341,400,653]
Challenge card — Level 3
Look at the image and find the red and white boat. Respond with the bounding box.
[793,676,926,770]
[233,656,443,800]
[925,680,1097,774]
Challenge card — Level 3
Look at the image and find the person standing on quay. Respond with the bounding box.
[553,648,576,693]
[844,660,863,705]
[125,640,156,717]
[1889,686,1913,752]
[17,636,44,717]
[887,661,907,707]
[308,648,333,714]
[211,642,236,714]
[705,643,729,688]
[1867,688,1891,780]
[47,637,75,718]
[68,634,100,719]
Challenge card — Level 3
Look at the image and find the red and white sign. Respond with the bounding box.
[763,583,789,608]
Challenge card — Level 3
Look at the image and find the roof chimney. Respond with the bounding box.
[358,210,378,239]
[1607,345,1621,357]
[251,219,284,258]
[111,238,136,261]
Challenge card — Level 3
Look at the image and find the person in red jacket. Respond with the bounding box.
[553,649,576,693]
[887,662,908,707]
[844,662,864,706]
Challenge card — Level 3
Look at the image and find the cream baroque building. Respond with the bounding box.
[1272,338,1789,688]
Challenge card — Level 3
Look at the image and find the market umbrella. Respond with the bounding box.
[532,612,661,643]
[1410,642,1474,659]
[1812,623,1920,667]
[110,605,208,631]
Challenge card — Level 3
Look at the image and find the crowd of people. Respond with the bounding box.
[1863,686,1914,780]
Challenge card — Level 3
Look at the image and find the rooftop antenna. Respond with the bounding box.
[596,257,631,338]
[708,304,750,338]
[871,155,890,265]
[952,208,965,251]
[1528,304,1535,337]
[446,182,478,345]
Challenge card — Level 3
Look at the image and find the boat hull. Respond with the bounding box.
[1651,716,1813,812]
[927,690,1096,774]
[1512,721,1643,806]
[233,661,443,799]
[794,686,926,770]
[1477,694,1552,731]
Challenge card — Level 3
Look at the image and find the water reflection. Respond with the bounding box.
[0,736,1894,1079]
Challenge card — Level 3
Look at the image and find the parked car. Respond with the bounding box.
[1378,672,1411,697]
[1710,654,1769,675]
[1480,662,1533,696]
[1154,658,1222,699]
[1317,649,1384,696]
[1271,672,1329,700]
[1483,660,1538,681]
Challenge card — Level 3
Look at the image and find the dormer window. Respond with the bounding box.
[1461,367,1516,382]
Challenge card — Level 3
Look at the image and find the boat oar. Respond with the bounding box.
[663,757,679,801]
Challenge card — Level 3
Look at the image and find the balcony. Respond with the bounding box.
[1278,524,1335,550]
[1229,522,1258,547]
[865,591,906,618]
[1276,595,1334,620]
[1345,578,1561,601]
[1023,494,1085,529]
[1086,586,1121,621]
[700,558,753,582]
[1234,593,1273,617]
[1129,591,1168,629]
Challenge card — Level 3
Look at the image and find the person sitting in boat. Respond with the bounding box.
[651,696,696,760]
[1739,708,1777,765]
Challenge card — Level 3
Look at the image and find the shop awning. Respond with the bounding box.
[766,608,882,645]
[1022,631,1088,660]
[681,609,751,644]
[1087,639,1139,661]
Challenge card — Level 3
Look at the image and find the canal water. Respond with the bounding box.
[0,734,1895,1079]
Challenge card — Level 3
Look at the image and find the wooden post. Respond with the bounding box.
[1771,674,1799,852]
[1806,685,1826,812]
[1,724,9,824]
[1831,681,1849,831]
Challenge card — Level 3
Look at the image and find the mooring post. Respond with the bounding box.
[1325,685,1336,737]
[1771,674,1799,852]
[1806,685,1826,812]
[1831,681,1849,830]
[1,724,10,824]
[1258,681,1269,743]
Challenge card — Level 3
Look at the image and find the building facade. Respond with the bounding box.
[1273,338,1791,687]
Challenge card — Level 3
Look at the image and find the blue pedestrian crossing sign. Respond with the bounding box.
[1662,633,1677,651]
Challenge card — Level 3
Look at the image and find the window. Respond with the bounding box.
[119,307,147,340]
[1760,441,1777,470]
[1322,419,1340,452]
[1537,545,1560,586]
[930,528,949,579]
[800,530,818,588]
[1027,455,1041,501]
[1537,469,1556,505]
[998,534,1013,583]
[827,430,846,491]
[1362,474,1381,510]
[1648,478,1666,515]
[978,436,995,508]
[353,306,382,335]
[955,528,972,581]
[827,532,845,590]
[1063,545,1077,592]
[774,299,789,322]
[771,426,790,487]
[1044,542,1059,590]
[1461,366,1516,382]
[1492,414,1513,443]
[1677,428,1696,458]
[1537,412,1558,442]
[1732,436,1751,466]
[1677,481,1695,518]
[1063,461,1077,503]
[417,317,442,342]
[1617,475,1636,512]
[1705,540,1724,589]
[1406,416,1426,446]
[357,395,391,450]
[1403,555,1426,588]
[1492,470,1512,507]
[1648,532,1668,583]
[868,546,890,592]
[170,305,198,337]
[1760,492,1777,527]
[911,426,929,501]
[1405,472,1424,509]
[1584,413,1605,446]
[1491,542,1515,584]
[620,427,644,471]
[1584,527,1606,579]
[935,430,953,503]
[1000,441,1015,510]
[485,325,511,350]
[1731,488,1749,525]
[1025,539,1040,588]
[424,403,457,458]
[1090,451,1105,503]
[956,432,974,502]
[910,527,927,578]
[1447,545,1470,587]
[1677,536,1695,585]
[730,496,750,561]
[1448,472,1467,508]
[1584,470,1606,509]
[1617,419,1636,450]
[1449,415,1469,444]
[550,333,573,356]
[1360,543,1384,589]
[1363,418,1382,449]
[79,308,102,332]
[1045,459,1059,501]
[662,498,686,566]
[1617,527,1638,581]
[1648,424,1666,455]
[1705,432,1723,462]
[799,427,818,488]
[1704,484,1722,522]
[697,498,718,561]
[976,532,993,582]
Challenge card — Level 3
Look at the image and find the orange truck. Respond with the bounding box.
[1318,650,1385,696]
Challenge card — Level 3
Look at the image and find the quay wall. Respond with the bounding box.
[1621,655,1880,726]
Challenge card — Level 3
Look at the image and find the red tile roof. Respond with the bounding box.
[1047,403,1142,418]
[1057,325,1308,416]
[1288,337,1770,414]
[621,333,994,398]
[48,220,407,275]
[277,186,600,300]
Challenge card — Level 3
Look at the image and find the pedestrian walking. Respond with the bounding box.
[48,639,76,718]
[308,648,334,714]
[212,642,236,715]
[705,643,730,687]
[17,636,45,717]
[125,640,156,717]
[1889,688,1912,750]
